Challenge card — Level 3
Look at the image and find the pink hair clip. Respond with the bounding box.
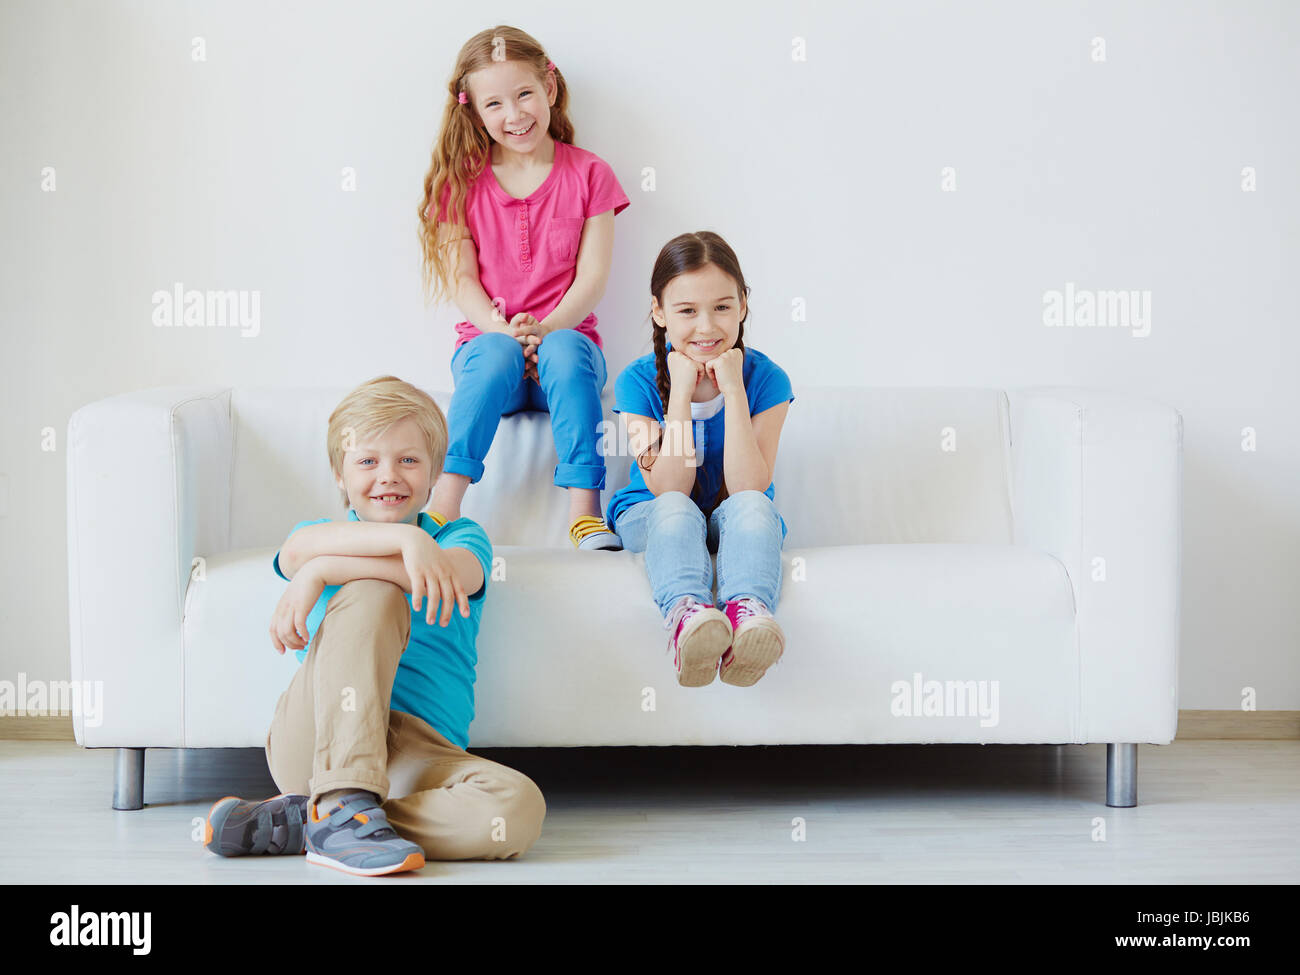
[547,60,556,71]
[458,91,467,104]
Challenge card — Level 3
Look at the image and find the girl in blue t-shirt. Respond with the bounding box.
[606,231,794,688]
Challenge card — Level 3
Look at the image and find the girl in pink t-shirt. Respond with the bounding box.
[418,26,629,550]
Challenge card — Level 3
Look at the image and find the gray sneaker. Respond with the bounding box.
[305,791,425,876]
[204,793,308,856]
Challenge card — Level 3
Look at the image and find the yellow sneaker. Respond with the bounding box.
[570,514,622,551]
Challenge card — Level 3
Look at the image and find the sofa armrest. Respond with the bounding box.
[66,387,233,746]
[1007,387,1183,744]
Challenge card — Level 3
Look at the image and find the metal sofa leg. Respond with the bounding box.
[113,747,145,810]
[1106,743,1137,807]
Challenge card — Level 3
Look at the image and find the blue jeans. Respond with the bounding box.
[614,490,786,617]
[445,330,608,489]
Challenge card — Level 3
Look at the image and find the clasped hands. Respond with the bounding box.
[506,312,551,382]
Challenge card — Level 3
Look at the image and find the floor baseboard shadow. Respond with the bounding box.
[2,710,1297,742]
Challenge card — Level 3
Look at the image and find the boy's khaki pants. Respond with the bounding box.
[266,578,545,860]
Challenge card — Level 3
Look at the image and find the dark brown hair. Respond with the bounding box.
[642,231,751,513]
[417,26,576,306]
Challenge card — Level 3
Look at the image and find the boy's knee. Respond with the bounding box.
[337,578,407,611]
[490,771,546,859]
[463,767,546,860]
[329,580,411,636]
[493,774,540,857]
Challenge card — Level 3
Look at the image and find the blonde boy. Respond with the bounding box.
[204,376,545,875]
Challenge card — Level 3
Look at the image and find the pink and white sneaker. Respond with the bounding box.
[664,596,733,687]
[719,598,785,686]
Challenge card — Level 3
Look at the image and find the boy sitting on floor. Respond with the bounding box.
[204,375,545,876]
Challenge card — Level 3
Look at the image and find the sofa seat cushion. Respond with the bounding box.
[180,543,1078,748]
[468,544,1079,746]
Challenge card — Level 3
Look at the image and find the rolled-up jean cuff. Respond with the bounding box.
[554,462,606,491]
[309,769,391,806]
[442,454,485,484]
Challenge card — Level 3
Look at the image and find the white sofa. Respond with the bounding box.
[65,384,1182,809]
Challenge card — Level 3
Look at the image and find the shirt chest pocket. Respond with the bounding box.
[547,216,585,265]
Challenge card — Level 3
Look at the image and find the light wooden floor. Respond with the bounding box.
[2,740,1296,884]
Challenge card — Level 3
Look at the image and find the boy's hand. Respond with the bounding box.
[400,528,471,627]
[269,563,327,655]
[704,347,745,396]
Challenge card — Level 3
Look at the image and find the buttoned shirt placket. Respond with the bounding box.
[518,204,532,272]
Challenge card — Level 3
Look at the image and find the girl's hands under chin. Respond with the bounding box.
[704,347,745,396]
[666,349,705,395]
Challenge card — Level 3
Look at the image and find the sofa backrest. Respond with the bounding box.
[226,385,1014,553]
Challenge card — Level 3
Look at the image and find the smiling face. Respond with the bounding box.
[464,59,554,152]
[334,417,434,525]
[651,263,747,364]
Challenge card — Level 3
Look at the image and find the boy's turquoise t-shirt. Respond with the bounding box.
[272,509,493,750]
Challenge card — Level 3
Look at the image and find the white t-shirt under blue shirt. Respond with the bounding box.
[606,344,794,532]
[272,509,493,750]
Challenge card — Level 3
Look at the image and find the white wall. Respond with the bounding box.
[2,0,1296,709]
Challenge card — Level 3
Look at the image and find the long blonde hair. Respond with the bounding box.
[417,26,577,306]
